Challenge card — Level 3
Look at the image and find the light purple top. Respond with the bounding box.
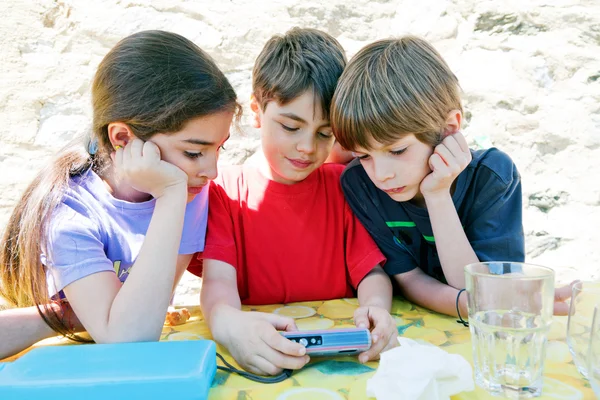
[42,168,208,296]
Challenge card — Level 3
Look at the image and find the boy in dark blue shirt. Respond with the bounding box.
[330,36,572,318]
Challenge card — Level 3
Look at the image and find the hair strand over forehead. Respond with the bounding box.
[252,27,347,119]
[331,35,462,151]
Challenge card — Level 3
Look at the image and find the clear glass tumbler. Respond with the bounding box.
[566,281,600,377]
[465,262,555,398]
[587,305,600,397]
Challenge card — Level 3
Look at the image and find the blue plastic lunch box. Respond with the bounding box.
[0,340,216,400]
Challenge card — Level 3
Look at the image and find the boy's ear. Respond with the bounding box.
[107,122,135,149]
[443,109,462,136]
[249,95,262,129]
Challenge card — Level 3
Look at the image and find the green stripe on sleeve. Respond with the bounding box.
[422,234,435,242]
[386,221,416,228]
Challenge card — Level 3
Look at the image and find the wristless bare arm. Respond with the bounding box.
[200,259,242,342]
[425,193,478,289]
[394,267,468,317]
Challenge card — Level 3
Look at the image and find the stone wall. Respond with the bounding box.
[1,0,599,286]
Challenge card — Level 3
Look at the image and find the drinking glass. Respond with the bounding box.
[566,281,600,377]
[587,305,600,397]
[465,262,555,398]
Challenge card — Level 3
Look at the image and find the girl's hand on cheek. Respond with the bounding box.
[419,132,471,199]
[114,138,188,198]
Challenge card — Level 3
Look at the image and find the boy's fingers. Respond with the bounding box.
[358,314,395,363]
[383,334,399,351]
[434,144,450,166]
[428,153,448,174]
[261,344,310,371]
[434,145,458,170]
[555,284,574,302]
[553,281,579,316]
[453,131,470,153]
[263,313,298,332]
[248,354,283,376]
[272,354,310,371]
[568,280,581,293]
[370,321,391,344]
[370,313,397,347]
[265,329,307,356]
[554,301,570,316]
[354,307,371,329]
[442,134,463,158]
[359,337,386,363]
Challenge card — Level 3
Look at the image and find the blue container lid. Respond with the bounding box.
[0,340,216,400]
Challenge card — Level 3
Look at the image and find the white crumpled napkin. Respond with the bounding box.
[366,337,474,400]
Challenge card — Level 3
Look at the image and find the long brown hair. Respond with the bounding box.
[0,30,240,339]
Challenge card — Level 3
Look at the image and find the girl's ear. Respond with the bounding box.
[443,109,462,137]
[249,95,262,129]
[107,122,135,149]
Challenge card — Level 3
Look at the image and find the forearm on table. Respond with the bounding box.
[171,254,194,294]
[0,305,60,360]
[102,188,186,342]
[357,266,392,311]
[200,279,242,342]
[425,193,478,289]
[395,269,468,317]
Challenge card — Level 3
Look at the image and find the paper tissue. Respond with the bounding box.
[366,337,474,400]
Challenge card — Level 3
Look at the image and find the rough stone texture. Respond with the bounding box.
[1,0,599,304]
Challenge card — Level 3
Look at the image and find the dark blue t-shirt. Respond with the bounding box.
[340,148,525,282]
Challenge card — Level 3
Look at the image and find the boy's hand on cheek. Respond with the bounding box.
[354,306,398,363]
[420,132,472,199]
[222,310,310,376]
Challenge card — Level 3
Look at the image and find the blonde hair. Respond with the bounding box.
[331,36,462,151]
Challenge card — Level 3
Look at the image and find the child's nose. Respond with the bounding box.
[200,159,218,181]
[296,134,316,154]
[373,158,394,182]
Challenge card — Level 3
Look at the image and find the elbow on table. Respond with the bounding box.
[91,327,162,345]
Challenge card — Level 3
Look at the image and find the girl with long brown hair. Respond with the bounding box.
[0,30,239,358]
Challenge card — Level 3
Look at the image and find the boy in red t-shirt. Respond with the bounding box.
[194,28,397,376]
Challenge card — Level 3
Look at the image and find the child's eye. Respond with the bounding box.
[218,144,226,151]
[280,123,299,132]
[318,131,333,139]
[390,148,407,156]
[184,151,202,159]
[355,153,370,160]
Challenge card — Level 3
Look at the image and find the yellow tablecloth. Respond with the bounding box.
[10,298,594,399]
[164,298,592,400]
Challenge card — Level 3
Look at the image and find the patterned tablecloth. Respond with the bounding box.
[8,298,594,399]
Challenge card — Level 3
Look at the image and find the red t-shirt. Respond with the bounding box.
[188,163,385,305]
